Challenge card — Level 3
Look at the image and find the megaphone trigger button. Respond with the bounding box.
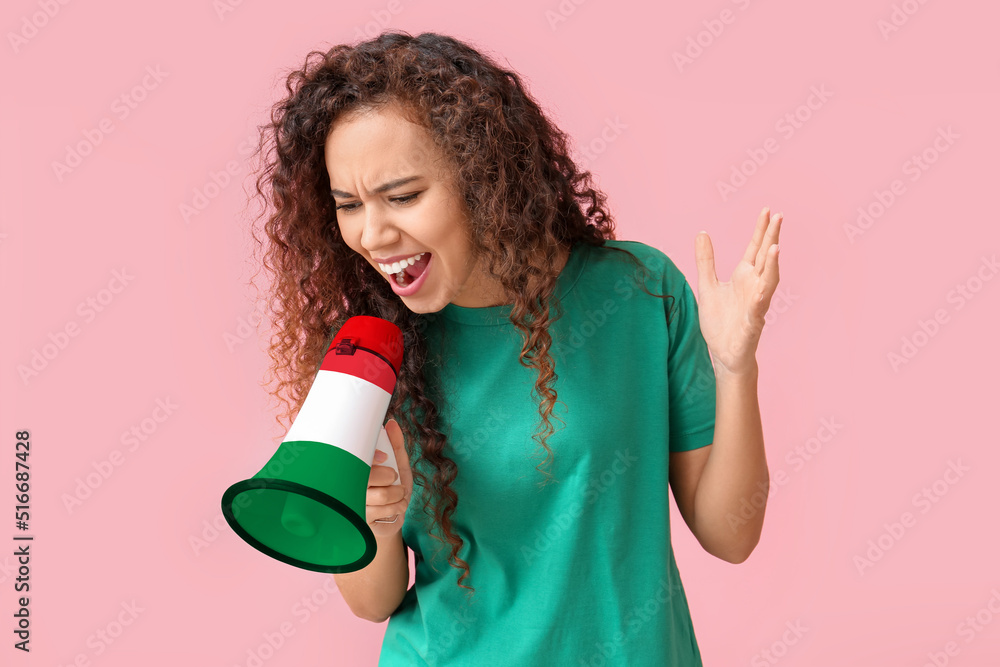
[333,338,357,355]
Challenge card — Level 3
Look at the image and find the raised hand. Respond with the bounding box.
[693,206,782,376]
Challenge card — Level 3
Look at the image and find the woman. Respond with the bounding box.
[246,30,779,666]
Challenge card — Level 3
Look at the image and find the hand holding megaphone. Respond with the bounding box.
[367,418,413,537]
[221,315,411,573]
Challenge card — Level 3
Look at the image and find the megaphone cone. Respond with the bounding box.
[221,315,404,573]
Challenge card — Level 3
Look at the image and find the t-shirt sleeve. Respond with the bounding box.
[662,254,717,452]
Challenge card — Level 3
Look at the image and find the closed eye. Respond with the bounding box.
[335,193,419,213]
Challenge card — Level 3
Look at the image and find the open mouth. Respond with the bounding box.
[391,253,431,288]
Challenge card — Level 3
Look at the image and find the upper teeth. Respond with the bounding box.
[377,252,426,276]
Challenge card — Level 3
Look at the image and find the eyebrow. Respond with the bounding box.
[330,175,423,199]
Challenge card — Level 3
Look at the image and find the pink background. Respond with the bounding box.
[2,1,998,665]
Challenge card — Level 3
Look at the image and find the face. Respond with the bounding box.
[325,104,506,312]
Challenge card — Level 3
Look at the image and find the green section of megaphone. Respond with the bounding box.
[221,440,377,573]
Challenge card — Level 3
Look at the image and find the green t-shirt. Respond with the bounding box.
[379,239,717,666]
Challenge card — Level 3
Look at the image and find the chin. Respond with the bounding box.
[399,294,445,314]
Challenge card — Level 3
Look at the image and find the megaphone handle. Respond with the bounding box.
[375,425,402,486]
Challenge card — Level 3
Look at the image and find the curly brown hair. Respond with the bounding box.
[243,30,673,596]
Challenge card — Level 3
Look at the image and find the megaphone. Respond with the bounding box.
[221,315,403,573]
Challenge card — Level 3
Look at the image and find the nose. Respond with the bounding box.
[357,205,399,256]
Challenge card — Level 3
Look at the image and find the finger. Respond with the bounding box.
[365,495,409,525]
[764,244,781,300]
[369,463,398,486]
[695,231,718,291]
[742,206,771,266]
[755,244,781,312]
[367,484,406,507]
[390,498,410,517]
[754,212,782,274]
[386,418,414,494]
[366,504,404,526]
